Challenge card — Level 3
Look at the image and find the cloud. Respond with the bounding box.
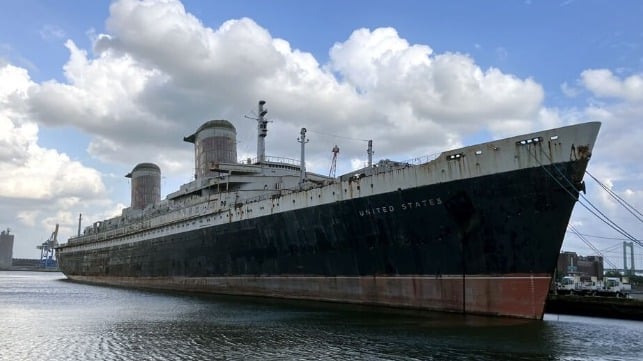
[329,27,544,143]
[0,63,105,200]
[4,0,640,261]
[0,43,38,73]
[26,1,547,175]
[39,25,66,41]
[556,68,643,261]
[580,69,643,102]
[0,63,108,257]
[561,81,581,98]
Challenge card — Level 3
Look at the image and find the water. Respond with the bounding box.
[1,271,641,361]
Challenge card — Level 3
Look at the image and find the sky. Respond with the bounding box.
[0,0,641,268]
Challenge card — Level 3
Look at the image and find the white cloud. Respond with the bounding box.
[581,69,643,102]
[555,68,643,265]
[0,65,104,202]
[4,0,641,262]
[21,0,548,178]
[329,27,431,91]
[328,27,544,143]
[0,63,109,258]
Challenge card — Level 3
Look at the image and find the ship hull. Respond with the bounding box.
[58,160,586,319]
[66,274,552,319]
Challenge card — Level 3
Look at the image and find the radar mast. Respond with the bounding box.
[256,100,268,162]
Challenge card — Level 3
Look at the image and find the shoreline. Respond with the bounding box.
[545,293,643,321]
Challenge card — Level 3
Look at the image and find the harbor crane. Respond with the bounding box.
[37,224,58,268]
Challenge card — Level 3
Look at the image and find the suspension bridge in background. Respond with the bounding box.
[565,169,642,276]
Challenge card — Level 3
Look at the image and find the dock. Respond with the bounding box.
[545,293,643,321]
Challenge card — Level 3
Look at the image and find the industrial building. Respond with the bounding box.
[557,251,604,280]
[0,228,14,269]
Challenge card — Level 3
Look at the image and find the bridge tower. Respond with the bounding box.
[623,241,634,276]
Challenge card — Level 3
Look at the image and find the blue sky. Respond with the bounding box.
[0,0,641,268]
[6,1,641,94]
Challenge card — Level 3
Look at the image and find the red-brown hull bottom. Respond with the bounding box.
[67,273,552,319]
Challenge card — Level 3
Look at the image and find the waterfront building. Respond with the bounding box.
[0,228,14,269]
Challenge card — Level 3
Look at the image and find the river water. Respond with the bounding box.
[0,271,641,361]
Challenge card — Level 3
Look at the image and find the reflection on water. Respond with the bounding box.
[1,271,641,361]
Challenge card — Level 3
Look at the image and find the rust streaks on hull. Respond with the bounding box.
[68,273,551,319]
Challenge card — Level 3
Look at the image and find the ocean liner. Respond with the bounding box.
[56,100,601,319]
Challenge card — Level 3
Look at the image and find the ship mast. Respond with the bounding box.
[329,145,339,178]
[256,100,268,162]
[298,128,309,185]
[367,139,373,168]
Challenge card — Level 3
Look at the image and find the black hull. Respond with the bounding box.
[60,162,581,278]
[58,160,586,318]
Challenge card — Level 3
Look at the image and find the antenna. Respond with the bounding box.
[244,100,270,163]
[77,213,82,237]
[329,145,339,178]
[298,128,309,185]
[256,100,268,162]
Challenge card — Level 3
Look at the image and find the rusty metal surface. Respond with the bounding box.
[69,273,551,319]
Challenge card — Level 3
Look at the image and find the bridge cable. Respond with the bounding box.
[526,145,642,247]
[568,225,619,269]
[584,170,643,223]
